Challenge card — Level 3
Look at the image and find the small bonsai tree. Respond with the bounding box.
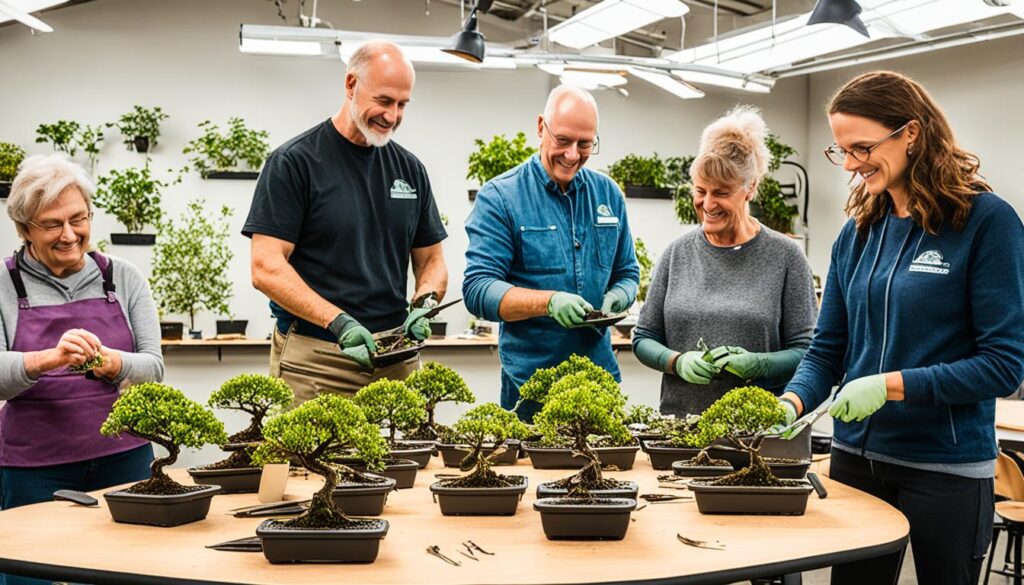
[403,361,475,440]
[100,382,227,494]
[149,199,234,332]
[466,131,536,187]
[0,142,26,183]
[36,120,104,171]
[94,165,176,234]
[183,117,270,177]
[208,374,293,444]
[437,403,531,488]
[624,404,658,428]
[251,393,389,528]
[518,354,617,408]
[353,379,426,446]
[109,105,169,153]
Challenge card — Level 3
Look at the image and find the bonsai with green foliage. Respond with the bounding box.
[149,199,234,332]
[100,382,227,495]
[94,166,176,234]
[518,354,617,407]
[634,238,654,303]
[435,403,531,487]
[35,120,104,171]
[183,117,270,177]
[466,131,536,187]
[0,142,26,183]
[208,374,293,444]
[753,134,799,233]
[624,404,659,427]
[404,361,475,440]
[353,379,427,446]
[109,105,169,152]
[251,394,389,529]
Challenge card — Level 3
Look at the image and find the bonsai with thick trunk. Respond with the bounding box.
[404,362,475,440]
[208,374,292,444]
[437,403,530,489]
[353,379,426,446]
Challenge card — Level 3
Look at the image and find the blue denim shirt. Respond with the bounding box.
[463,155,639,416]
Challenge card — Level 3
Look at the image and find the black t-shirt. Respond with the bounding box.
[242,119,447,340]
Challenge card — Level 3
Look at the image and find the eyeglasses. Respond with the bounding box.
[824,122,910,166]
[27,212,93,233]
[541,120,600,155]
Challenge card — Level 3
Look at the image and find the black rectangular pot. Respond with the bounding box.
[536,480,638,500]
[524,444,640,470]
[429,476,527,516]
[160,322,184,341]
[688,480,814,515]
[342,459,419,490]
[625,185,673,199]
[104,484,220,527]
[644,443,701,470]
[390,442,434,468]
[533,498,637,540]
[203,170,260,180]
[330,477,396,516]
[110,233,156,246]
[215,319,248,336]
[256,518,388,564]
[437,442,519,468]
[671,461,734,478]
[428,321,447,338]
[187,466,262,493]
[0,181,11,199]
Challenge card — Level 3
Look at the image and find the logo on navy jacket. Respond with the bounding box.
[390,179,417,199]
[909,250,950,275]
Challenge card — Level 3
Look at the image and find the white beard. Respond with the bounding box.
[349,94,393,147]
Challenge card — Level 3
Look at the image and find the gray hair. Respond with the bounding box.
[690,105,770,190]
[6,154,94,241]
[543,85,600,127]
[347,41,416,83]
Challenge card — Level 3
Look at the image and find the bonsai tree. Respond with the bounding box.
[466,131,536,187]
[404,361,475,440]
[183,117,270,177]
[353,379,426,446]
[634,238,654,303]
[436,403,531,487]
[251,393,390,528]
[208,374,293,444]
[94,165,176,234]
[0,142,26,183]
[754,134,799,233]
[607,153,668,191]
[36,120,104,172]
[108,105,169,153]
[100,382,227,494]
[518,353,618,408]
[149,199,234,333]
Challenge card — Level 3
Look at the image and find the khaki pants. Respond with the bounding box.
[270,324,419,408]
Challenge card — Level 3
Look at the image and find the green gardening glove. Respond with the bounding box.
[674,351,720,384]
[327,313,377,369]
[547,292,593,328]
[829,374,888,423]
[780,398,798,426]
[403,295,438,341]
[600,289,629,314]
[710,346,767,380]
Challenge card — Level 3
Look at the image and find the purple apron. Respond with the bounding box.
[0,251,147,467]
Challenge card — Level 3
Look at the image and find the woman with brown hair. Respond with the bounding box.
[781,70,1024,584]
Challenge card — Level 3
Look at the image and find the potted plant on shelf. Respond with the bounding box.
[0,142,25,199]
[188,374,293,493]
[666,155,698,225]
[94,165,176,245]
[108,105,169,154]
[751,134,799,234]
[99,382,228,527]
[608,153,671,199]
[251,393,392,563]
[404,361,475,443]
[352,379,433,468]
[149,199,233,340]
[35,120,104,172]
[466,131,536,201]
[429,403,531,515]
[183,117,270,179]
[215,314,249,338]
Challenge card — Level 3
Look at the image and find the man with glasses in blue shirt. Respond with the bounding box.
[463,85,640,421]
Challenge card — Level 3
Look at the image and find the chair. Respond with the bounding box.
[985,450,1024,585]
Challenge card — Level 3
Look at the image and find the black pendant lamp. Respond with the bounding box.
[443,0,495,63]
[807,0,870,38]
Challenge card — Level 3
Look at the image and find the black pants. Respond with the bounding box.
[829,448,993,585]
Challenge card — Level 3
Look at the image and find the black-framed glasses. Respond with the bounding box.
[27,212,93,233]
[824,121,910,166]
[541,119,600,155]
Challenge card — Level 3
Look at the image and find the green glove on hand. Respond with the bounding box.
[710,346,768,381]
[403,295,438,341]
[547,292,593,329]
[674,351,720,384]
[780,398,798,426]
[600,289,629,314]
[327,313,377,369]
[829,374,888,423]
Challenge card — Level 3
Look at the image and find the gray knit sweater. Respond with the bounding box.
[634,226,818,417]
[0,249,164,400]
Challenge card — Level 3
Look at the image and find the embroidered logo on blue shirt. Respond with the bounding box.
[597,204,612,217]
[910,250,950,275]
[390,179,417,199]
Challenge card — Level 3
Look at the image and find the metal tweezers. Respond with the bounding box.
[229,499,311,518]
[427,545,461,566]
[765,394,835,441]
[677,534,726,551]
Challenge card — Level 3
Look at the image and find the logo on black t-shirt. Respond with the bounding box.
[390,179,418,199]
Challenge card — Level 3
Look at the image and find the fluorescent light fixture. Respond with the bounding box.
[559,69,628,89]
[239,38,323,56]
[549,0,689,50]
[338,42,516,70]
[0,0,65,32]
[673,69,774,93]
[628,67,703,99]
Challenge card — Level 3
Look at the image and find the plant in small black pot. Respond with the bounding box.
[95,165,177,245]
[404,361,476,442]
[108,105,169,153]
[430,403,531,516]
[99,383,228,527]
[353,379,432,467]
[0,142,25,198]
[188,374,293,493]
[466,131,536,200]
[251,394,391,563]
[183,117,269,179]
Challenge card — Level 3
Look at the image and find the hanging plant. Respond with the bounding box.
[108,105,169,153]
[94,165,178,238]
[183,117,270,179]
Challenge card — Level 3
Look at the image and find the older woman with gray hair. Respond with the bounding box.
[632,106,818,417]
[0,154,163,511]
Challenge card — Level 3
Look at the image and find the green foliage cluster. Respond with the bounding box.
[149,199,234,330]
[634,238,654,303]
[183,118,269,177]
[95,166,176,233]
[353,379,426,445]
[208,374,293,443]
[534,372,631,447]
[404,361,475,429]
[447,403,531,482]
[607,153,668,190]
[0,142,26,182]
[754,134,799,233]
[466,131,536,186]
[624,404,659,427]
[518,354,617,406]
[668,155,698,224]
[35,120,104,171]
[682,386,785,448]
[68,353,104,374]
[108,105,169,152]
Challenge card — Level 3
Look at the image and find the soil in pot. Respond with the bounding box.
[256,517,389,563]
[430,474,528,516]
[533,497,637,540]
[537,476,638,500]
[188,449,261,493]
[438,442,519,467]
[104,483,220,527]
[643,441,701,470]
[371,334,422,368]
[336,458,419,489]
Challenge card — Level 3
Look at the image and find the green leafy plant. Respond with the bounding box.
[68,353,103,374]
[0,142,26,182]
[183,117,270,177]
[435,403,531,487]
[100,382,227,495]
[35,120,105,171]
[753,134,799,233]
[251,393,389,529]
[624,404,659,427]
[353,379,427,446]
[518,354,618,407]
[403,362,475,440]
[466,131,536,186]
[94,166,176,233]
[149,199,234,332]
[665,154,698,224]
[607,153,669,190]
[208,374,293,444]
[634,238,654,303]
[109,105,169,152]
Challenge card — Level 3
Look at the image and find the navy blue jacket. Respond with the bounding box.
[789,193,1024,463]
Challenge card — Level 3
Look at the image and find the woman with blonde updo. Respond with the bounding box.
[632,106,818,416]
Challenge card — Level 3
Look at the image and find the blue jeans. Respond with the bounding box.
[501,369,542,423]
[0,444,153,585]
